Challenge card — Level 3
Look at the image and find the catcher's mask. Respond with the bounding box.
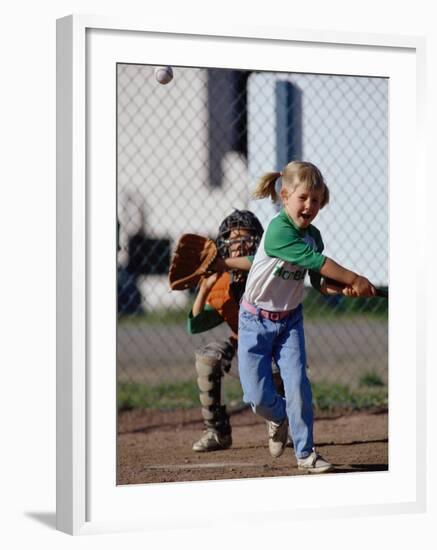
[216,210,263,259]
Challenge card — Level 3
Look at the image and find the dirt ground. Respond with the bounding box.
[117,407,388,485]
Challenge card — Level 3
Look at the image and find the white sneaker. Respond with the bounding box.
[297,451,333,473]
[192,429,232,452]
[267,417,289,458]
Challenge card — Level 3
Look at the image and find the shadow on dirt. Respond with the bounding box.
[332,463,388,473]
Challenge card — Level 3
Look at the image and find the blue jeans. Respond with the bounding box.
[237,304,314,459]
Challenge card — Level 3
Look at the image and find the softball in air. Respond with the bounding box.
[154,66,174,85]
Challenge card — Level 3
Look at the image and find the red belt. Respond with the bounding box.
[241,298,294,321]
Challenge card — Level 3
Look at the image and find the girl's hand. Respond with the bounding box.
[321,278,356,296]
[342,286,357,297]
[351,276,376,297]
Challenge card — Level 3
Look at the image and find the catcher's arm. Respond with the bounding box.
[220,256,252,272]
[189,257,251,315]
[192,273,220,316]
[168,233,253,291]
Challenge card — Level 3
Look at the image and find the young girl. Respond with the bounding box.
[238,161,376,473]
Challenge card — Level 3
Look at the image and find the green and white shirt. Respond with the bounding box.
[243,208,326,311]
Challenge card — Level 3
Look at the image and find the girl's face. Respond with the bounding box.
[280,183,323,229]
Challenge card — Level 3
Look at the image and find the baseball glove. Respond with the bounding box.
[168,234,218,290]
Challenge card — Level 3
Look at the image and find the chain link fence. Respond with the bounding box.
[117,63,388,404]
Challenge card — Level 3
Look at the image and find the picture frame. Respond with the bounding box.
[56,14,427,535]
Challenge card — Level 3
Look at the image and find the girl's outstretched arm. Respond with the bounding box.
[320,258,376,297]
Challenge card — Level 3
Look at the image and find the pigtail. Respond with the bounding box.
[252,171,281,203]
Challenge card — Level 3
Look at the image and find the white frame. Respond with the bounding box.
[56,14,427,536]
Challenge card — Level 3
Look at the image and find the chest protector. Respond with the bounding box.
[206,272,239,334]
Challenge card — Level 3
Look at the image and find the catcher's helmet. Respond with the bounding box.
[216,209,264,258]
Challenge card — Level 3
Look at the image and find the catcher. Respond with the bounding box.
[183,210,284,452]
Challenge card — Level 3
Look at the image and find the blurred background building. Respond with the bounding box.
[117,64,388,396]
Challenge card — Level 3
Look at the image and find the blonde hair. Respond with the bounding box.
[252,161,330,208]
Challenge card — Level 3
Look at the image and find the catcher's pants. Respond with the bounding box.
[237,304,314,459]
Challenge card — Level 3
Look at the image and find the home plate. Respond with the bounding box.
[145,462,265,471]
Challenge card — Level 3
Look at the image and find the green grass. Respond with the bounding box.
[358,370,385,388]
[302,288,389,320]
[118,379,244,411]
[118,379,387,413]
[312,382,388,412]
[117,288,388,326]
